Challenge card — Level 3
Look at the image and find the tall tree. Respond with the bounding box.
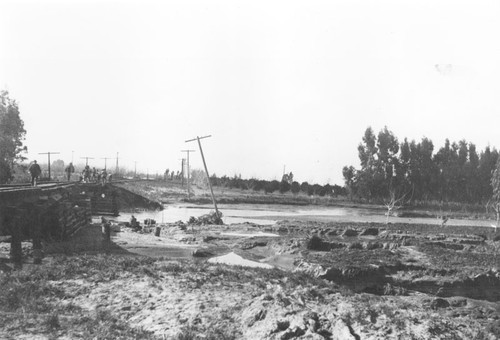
[479,146,499,202]
[342,165,356,198]
[490,157,500,227]
[0,91,27,183]
[465,143,481,202]
[356,127,379,199]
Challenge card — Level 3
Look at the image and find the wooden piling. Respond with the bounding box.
[10,214,23,269]
[32,206,42,264]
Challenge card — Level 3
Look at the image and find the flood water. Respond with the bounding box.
[100,203,498,229]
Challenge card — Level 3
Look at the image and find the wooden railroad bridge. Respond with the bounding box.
[0,181,158,268]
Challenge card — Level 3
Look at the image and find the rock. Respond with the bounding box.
[360,228,379,236]
[192,248,213,257]
[276,319,290,331]
[449,298,467,307]
[342,229,359,237]
[307,235,330,251]
[281,326,305,339]
[241,240,268,250]
[431,298,450,310]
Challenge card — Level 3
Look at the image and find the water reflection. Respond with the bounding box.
[105,204,377,225]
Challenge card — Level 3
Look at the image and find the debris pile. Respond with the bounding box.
[187,211,223,225]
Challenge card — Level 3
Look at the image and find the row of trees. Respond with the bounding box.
[0,91,26,184]
[343,126,499,204]
[189,170,346,197]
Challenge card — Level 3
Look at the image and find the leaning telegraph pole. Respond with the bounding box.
[182,150,195,198]
[185,135,220,219]
[39,151,60,180]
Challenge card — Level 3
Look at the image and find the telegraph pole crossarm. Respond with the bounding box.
[80,157,94,166]
[185,135,220,220]
[38,151,60,180]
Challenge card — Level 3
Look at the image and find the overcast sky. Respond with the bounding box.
[1,0,500,184]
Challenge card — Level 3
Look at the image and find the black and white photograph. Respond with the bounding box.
[1,0,499,339]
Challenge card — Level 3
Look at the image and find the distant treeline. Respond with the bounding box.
[190,170,346,197]
[343,126,499,204]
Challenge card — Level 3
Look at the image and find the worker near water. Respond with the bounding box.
[65,162,75,181]
[28,160,42,186]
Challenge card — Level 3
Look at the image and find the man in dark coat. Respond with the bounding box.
[65,162,75,181]
[28,160,42,186]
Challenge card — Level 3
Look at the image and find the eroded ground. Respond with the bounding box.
[1,217,499,339]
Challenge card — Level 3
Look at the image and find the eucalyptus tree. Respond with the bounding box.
[0,91,27,183]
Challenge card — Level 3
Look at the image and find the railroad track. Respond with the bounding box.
[0,182,76,193]
[0,178,140,191]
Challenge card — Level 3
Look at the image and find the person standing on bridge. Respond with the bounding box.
[101,168,107,185]
[83,165,91,183]
[28,160,42,186]
[65,162,75,181]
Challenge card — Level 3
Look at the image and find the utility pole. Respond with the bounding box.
[185,135,220,219]
[115,152,119,175]
[38,151,60,180]
[181,159,185,187]
[80,157,94,166]
[100,157,111,170]
[134,161,138,178]
[182,150,195,199]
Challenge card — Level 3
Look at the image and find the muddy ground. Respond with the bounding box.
[1,180,500,339]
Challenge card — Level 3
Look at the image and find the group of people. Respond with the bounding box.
[27,160,111,186]
[164,168,183,181]
[81,165,112,184]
